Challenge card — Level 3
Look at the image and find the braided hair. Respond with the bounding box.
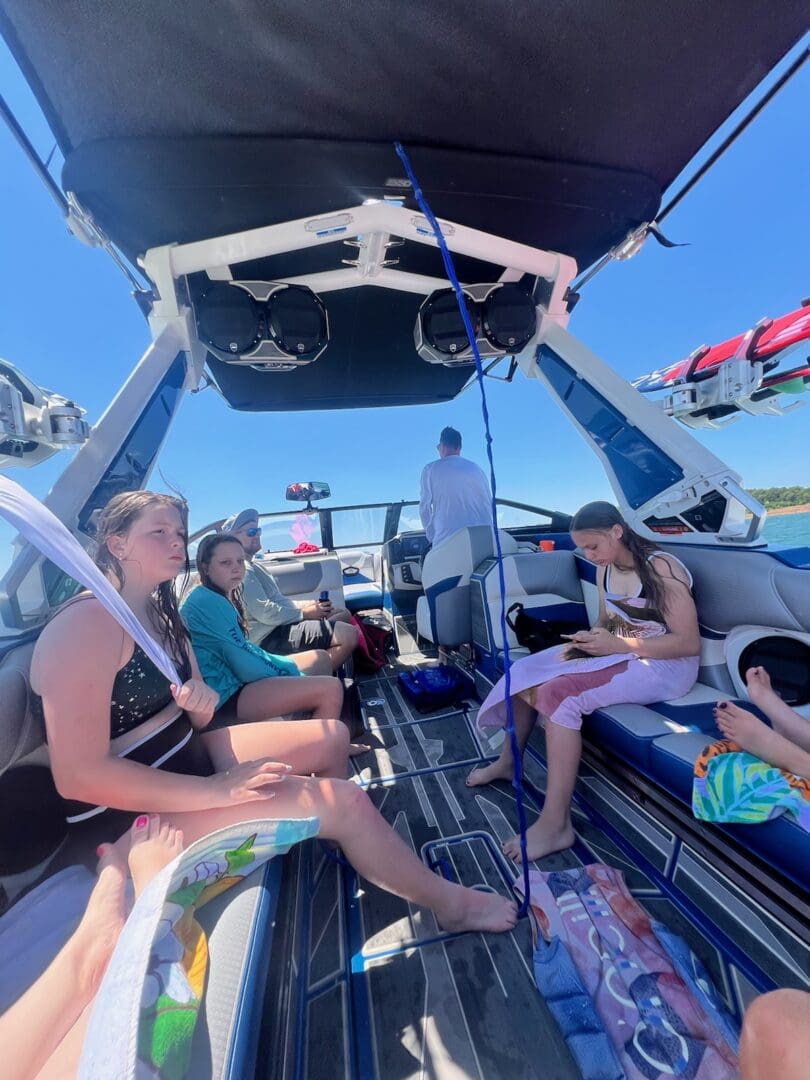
[196,534,250,636]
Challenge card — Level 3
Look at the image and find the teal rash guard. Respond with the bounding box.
[180,584,301,706]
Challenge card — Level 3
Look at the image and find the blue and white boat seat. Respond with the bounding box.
[416,526,519,647]
[189,863,280,1078]
[471,549,588,658]
[340,548,384,611]
[474,544,810,892]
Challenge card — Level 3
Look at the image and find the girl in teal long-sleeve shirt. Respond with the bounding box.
[181,534,346,732]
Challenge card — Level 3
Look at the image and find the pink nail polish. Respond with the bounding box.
[96,844,107,857]
[135,815,148,828]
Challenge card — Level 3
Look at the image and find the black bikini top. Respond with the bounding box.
[33,595,190,739]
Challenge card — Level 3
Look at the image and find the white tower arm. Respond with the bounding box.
[523,318,767,544]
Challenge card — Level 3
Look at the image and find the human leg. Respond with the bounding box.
[278,618,356,672]
[715,701,810,778]
[491,668,625,861]
[233,673,343,723]
[1,848,127,1080]
[7,819,182,1080]
[502,719,579,860]
[324,619,360,670]
[161,777,517,933]
[466,694,536,787]
[740,989,810,1079]
[500,659,696,862]
[328,607,353,625]
[746,666,810,752]
[202,716,351,778]
[290,649,332,676]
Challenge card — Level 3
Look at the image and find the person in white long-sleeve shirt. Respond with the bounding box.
[419,427,492,549]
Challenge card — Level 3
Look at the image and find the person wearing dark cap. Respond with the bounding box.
[222,509,359,671]
[418,427,492,550]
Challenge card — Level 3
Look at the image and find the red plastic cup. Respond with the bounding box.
[539,539,556,552]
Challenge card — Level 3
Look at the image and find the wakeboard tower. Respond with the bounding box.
[0,7,809,1079]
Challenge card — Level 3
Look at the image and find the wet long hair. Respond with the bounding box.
[94,490,192,675]
[196,534,250,636]
[570,501,687,620]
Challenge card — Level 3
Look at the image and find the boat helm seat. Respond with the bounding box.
[416,526,519,648]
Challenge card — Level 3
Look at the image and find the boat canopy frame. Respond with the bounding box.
[142,203,767,546]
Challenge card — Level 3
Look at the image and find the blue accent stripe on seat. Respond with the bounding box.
[426,575,462,642]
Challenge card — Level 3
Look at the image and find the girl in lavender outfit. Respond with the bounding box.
[469,502,700,861]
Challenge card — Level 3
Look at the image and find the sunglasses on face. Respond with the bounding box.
[243,527,262,537]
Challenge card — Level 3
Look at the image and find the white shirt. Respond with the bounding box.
[419,455,492,549]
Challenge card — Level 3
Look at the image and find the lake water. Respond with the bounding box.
[761,510,810,547]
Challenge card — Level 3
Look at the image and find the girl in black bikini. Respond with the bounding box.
[31,491,517,940]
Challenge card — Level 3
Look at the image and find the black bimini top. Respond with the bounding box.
[0,2,806,410]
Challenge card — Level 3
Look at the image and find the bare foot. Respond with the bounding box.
[69,845,128,998]
[348,742,372,757]
[127,815,184,899]
[466,760,513,788]
[745,666,778,710]
[435,884,518,934]
[502,816,575,862]
[715,702,781,762]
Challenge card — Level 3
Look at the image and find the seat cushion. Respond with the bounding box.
[473,550,586,654]
[0,865,96,1013]
[343,580,383,611]
[189,861,281,1078]
[650,731,810,892]
[585,703,700,769]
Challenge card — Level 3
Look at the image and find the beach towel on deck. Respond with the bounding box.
[693,738,810,830]
[79,818,319,1080]
[532,932,625,1079]
[519,864,739,1080]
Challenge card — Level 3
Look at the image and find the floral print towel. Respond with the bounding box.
[693,738,810,830]
[79,817,320,1080]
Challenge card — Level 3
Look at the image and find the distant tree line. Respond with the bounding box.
[747,485,810,509]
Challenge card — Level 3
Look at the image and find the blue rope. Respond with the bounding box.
[395,141,531,918]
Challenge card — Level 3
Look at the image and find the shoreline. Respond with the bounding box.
[761,503,810,517]
[746,503,810,518]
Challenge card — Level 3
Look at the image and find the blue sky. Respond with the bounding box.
[1,37,808,539]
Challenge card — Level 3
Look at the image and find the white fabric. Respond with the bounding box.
[0,476,181,684]
[78,818,319,1080]
[419,455,492,549]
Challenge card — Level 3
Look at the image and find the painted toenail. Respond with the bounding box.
[135,815,148,828]
[718,702,728,710]
[97,844,107,856]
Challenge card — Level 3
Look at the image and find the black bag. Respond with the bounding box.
[505,602,586,654]
[340,677,366,739]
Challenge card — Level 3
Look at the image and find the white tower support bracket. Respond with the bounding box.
[140,202,579,365]
[524,318,767,545]
[0,325,188,616]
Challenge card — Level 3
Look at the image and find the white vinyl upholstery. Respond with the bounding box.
[471,550,587,654]
[416,526,518,647]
